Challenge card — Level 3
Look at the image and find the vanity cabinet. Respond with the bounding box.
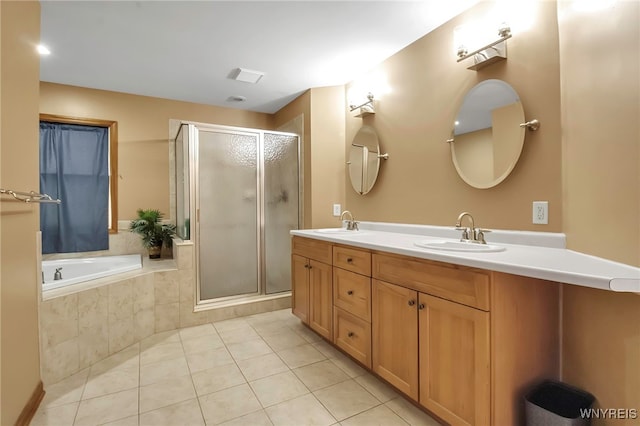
[291,254,310,322]
[291,236,559,426]
[372,279,419,399]
[418,293,490,426]
[371,279,490,426]
[291,237,333,340]
[332,245,372,368]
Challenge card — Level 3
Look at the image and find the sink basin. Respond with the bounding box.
[414,239,505,253]
[314,228,363,235]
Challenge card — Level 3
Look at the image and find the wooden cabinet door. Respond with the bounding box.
[419,293,490,426]
[291,254,309,323]
[372,279,419,399]
[309,260,333,340]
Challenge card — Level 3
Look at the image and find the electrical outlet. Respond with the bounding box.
[332,204,341,217]
[532,201,548,225]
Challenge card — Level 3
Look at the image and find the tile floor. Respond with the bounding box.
[32,309,441,426]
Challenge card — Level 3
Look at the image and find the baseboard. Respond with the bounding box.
[15,381,45,426]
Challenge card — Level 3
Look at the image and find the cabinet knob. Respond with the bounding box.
[348,332,355,338]
[308,265,312,270]
[304,264,309,269]
[347,258,353,263]
[408,299,416,306]
[418,303,425,310]
[347,290,354,295]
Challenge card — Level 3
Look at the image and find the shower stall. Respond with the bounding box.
[175,123,300,304]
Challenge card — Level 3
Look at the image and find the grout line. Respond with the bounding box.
[137,342,141,425]
[179,323,207,425]
[70,368,91,426]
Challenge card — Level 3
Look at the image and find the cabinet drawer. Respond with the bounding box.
[333,307,371,368]
[372,253,490,311]
[333,245,371,276]
[333,268,371,322]
[292,236,332,264]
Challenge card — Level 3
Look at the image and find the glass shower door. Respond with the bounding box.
[197,129,259,300]
[174,124,190,240]
[264,132,300,294]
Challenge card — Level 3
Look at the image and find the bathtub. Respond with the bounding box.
[42,254,142,291]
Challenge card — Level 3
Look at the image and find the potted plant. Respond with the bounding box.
[129,209,176,259]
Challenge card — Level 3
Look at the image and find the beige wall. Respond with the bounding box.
[273,87,345,228]
[0,1,42,424]
[309,86,346,228]
[557,1,640,423]
[40,83,273,220]
[345,0,562,232]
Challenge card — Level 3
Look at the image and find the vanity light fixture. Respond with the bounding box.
[349,92,375,117]
[456,23,512,71]
[37,44,51,55]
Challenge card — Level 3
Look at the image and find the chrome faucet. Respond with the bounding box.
[455,212,490,244]
[340,210,359,231]
[54,267,63,281]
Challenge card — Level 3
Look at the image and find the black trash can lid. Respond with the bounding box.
[527,381,595,419]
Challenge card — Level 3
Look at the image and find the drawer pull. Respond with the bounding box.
[347,290,354,295]
[408,299,416,306]
[418,303,425,310]
[347,258,354,263]
[348,331,355,338]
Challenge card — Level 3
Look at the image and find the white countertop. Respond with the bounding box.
[291,222,640,293]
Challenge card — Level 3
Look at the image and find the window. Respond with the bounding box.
[39,114,118,253]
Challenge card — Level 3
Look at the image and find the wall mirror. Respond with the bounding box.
[449,79,527,189]
[348,125,387,195]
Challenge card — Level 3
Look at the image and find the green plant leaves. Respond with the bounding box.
[129,208,176,249]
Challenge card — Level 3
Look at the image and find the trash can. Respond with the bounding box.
[525,380,595,426]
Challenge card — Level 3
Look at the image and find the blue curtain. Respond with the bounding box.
[40,122,109,254]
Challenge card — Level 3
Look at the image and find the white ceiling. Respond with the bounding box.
[40,1,479,114]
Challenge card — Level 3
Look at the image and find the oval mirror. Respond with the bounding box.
[348,125,382,195]
[450,79,525,189]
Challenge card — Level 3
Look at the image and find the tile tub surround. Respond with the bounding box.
[39,241,290,385]
[32,309,440,426]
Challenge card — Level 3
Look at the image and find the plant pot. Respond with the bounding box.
[148,245,162,259]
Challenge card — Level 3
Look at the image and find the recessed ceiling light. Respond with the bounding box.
[37,44,51,55]
[226,95,247,102]
[230,68,264,84]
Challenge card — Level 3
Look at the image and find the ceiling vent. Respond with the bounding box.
[226,95,247,102]
[230,68,264,84]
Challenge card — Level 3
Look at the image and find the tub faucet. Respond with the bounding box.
[340,210,359,231]
[54,267,63,281]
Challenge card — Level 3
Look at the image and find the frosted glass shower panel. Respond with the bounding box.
[264,132,299,294]
[198,130,259,300]
[175,124,190,240]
